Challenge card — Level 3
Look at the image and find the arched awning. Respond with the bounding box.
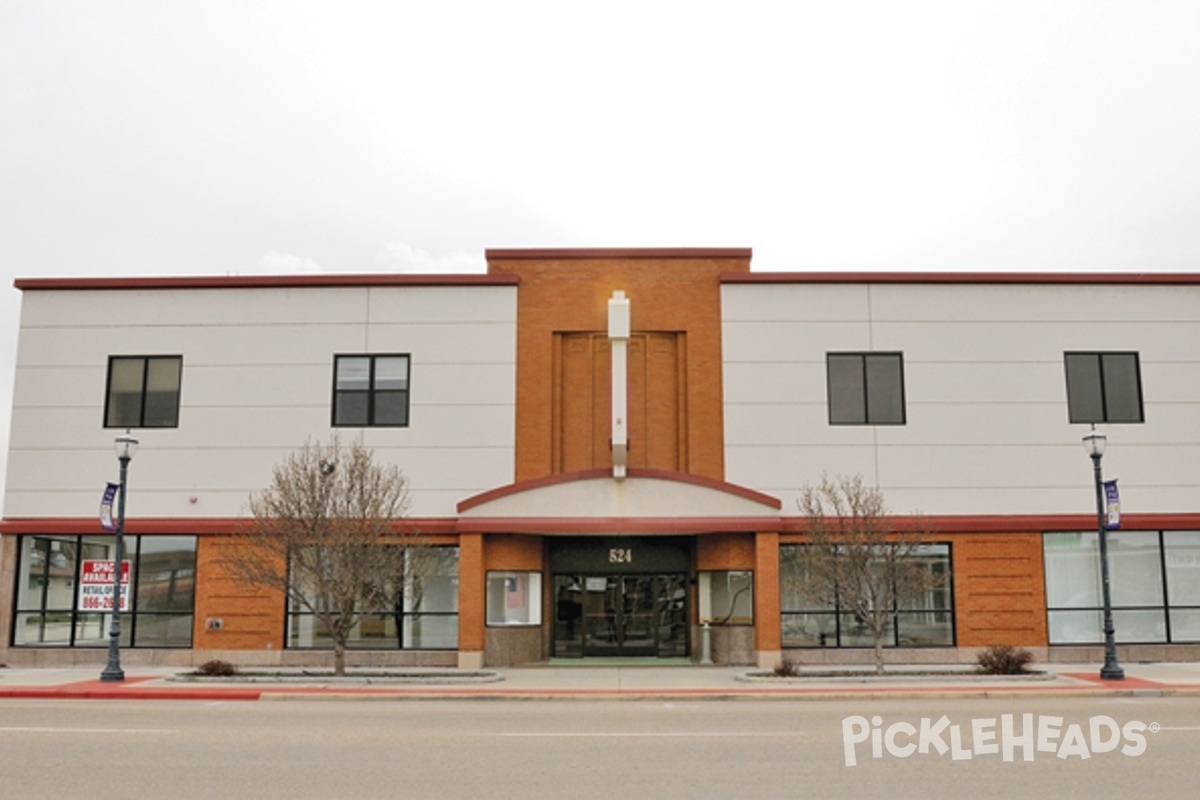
[456,468,782,534]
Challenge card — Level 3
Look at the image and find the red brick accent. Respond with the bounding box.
[484,534,543,570]
[193,536,285,651]
[951,532,1048,647]
[458,533,485,654]
[755,532,782,652]
[695,533,755,570]
[492,251,750,484]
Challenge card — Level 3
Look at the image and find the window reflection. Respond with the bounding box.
[779,543,954,648]
[287,546,458,650]
[13,534,196,648]
[1045,531,1199,644]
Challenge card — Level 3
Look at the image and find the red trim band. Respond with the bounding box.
[14,274,519,291]
[721,271,1200,285]
[486,248,752,261]
[6,513,1195,537]
[0,517,461,536]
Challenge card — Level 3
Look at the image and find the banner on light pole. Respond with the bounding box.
[1104,479,1121,530]
[99,482,118,531]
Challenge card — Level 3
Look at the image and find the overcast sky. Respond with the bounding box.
[3,2,1199,508]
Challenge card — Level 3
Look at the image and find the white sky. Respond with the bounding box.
[3,1,1199,508]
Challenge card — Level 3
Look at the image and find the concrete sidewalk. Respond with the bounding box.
[4,662,1200,701]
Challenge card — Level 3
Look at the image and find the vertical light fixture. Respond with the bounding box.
[100,430,138,682]
[608,290,630,480]
[1082,425,1125,681]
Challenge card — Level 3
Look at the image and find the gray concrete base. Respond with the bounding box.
[457,650,485,670]
[8,643,1200,671]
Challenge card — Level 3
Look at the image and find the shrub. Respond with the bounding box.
[773,659,801,677]
[976,645,1034,675]
[194,659,238,676]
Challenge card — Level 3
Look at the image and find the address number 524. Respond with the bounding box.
[608,548,632,564]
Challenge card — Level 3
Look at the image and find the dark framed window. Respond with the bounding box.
[104,356,182,428]
[779,544,954,648]
[12,534,197,648]
[332,355,410,427]
[1044,530,1200,644]
[827,352,905,425]
[1064,352,1144,423]
[287,547,458,650]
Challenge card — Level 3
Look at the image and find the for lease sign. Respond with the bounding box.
[78,559,131,612]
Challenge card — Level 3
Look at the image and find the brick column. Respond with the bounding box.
[457,532,486,668]
[754,531,782,669]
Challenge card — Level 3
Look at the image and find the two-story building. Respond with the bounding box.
[3,248,1198,668]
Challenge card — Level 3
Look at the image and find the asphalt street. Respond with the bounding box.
[2,695,1197,800]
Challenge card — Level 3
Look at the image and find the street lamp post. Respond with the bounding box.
[1082,426,1125,681]
[100,431,138,682]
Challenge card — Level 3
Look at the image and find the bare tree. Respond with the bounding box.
[222,437,426,675]
[789,474,946,675]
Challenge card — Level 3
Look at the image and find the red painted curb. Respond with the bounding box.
[0,686,264,701]
[0,677,263,701]
[1060,673,1166,690]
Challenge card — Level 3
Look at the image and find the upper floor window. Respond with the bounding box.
[827,352,905,425]
[332,355,410,427]
[104,356,182,428]
[1064,352,1144,424]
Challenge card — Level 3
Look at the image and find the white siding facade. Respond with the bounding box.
[5,282,517,519]
[722,279,1200,517]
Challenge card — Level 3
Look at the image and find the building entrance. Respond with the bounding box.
[548,536,691,660]
[553,574,688,658]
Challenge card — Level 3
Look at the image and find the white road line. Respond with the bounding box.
[0,727,179,735]
[486,732,786,738]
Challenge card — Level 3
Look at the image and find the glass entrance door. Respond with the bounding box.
[585,576,654,657]
[554,574,688,658]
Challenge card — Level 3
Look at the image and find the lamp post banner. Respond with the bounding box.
[99,482,118,531]
[1104,479,1121,530]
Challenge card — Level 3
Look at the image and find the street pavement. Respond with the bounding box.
[4,660,1200,701]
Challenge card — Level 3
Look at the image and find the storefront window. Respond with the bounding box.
[131,536,198,647]
[779,543,954,648]
[487,571,542,626]
[1045,531,1199,644]
[406,548,459,648]
[287,546,458,650]
[13,534,196,648]
[1165,531,1200,641]
[698,571,753,625]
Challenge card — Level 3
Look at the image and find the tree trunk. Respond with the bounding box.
[334,639,346,677]
[873,632,885,676]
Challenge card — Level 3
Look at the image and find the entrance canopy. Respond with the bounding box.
[457,468,782,534]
